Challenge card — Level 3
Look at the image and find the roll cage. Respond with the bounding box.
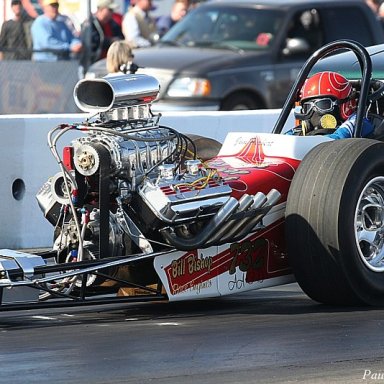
[272,39,384,138]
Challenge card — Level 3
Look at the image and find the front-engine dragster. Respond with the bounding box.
[3,39,384,310]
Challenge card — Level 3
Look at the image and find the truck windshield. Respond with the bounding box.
[160,6,284,51]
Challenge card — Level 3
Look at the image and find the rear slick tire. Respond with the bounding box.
[286,138,384,306]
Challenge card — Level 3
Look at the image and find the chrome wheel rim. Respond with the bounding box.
[355,176,384,272]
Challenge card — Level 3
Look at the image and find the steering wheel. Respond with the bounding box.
[368,79,384,103]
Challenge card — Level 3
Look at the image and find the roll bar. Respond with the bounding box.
[272,39,372,138]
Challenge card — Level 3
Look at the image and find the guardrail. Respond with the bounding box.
[0,110,292,248]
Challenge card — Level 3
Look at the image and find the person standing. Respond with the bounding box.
[122,0,157,48]
[156,0,189,37]
[0,0,34,60]
[80,0,124,70]
[31,0,82,61]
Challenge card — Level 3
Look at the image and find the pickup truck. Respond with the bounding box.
[86,0,384,112]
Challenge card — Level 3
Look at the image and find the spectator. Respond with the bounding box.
[31,0,82,61]
[122,0,157,48]
[0,0,34,60]
[57,12,80,38]
[80,0,124,70]
[106,40,138,74]
[156,0,189,37]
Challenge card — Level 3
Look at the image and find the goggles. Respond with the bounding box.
[301,97,345,114]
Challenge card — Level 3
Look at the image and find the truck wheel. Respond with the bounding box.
[221,93,261,110]
[286,138,384,306]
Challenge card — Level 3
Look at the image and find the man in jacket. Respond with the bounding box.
[122,0,157,48]
[31,0,82,61]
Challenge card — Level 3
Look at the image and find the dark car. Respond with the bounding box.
[86,0,384,112]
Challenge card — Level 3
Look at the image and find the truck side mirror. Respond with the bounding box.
[283,38,310,56]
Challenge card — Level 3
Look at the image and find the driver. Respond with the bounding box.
[288,71,373,139]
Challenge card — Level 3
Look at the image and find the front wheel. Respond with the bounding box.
[221,93,261,110]
[286,138,384,306]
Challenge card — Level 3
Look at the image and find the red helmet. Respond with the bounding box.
[300,71,356,120]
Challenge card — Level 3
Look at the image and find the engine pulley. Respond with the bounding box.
[73,143,100,176]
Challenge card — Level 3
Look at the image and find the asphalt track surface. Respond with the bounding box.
[1,283,384,384]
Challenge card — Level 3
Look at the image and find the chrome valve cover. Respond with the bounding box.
[138,163,232,224]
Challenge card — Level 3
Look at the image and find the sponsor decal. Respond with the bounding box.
[164,224,288,295]
[165,250,215,295]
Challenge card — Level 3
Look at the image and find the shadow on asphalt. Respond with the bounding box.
[0,283,377,330]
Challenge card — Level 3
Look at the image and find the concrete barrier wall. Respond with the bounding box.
[0,110,294,249]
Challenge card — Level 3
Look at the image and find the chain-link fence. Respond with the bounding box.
[0,60,80,114]
[0,15,85,114]
[0,0,104,114]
